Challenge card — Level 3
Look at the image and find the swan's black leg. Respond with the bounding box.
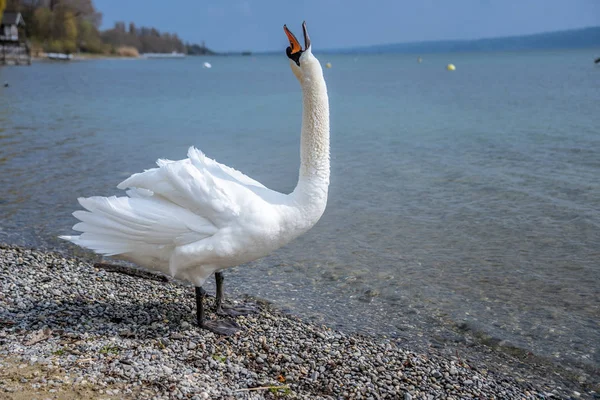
[215,272,258,317]
[195,287,206,327]
[194,286,239,335]
[215,272,224,310]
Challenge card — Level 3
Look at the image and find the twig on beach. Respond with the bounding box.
[94,262,169,282]
[234,385,290,392]
[456,349,463,365]
[24,327,52,346]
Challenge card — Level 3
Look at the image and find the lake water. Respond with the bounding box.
[1,50,599,374]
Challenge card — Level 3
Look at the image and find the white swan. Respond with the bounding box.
[61,22,330,335]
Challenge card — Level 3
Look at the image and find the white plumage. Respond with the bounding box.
[61,22,330,310]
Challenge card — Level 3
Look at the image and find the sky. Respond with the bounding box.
[95,0,600,53]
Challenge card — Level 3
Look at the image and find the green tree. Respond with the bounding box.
[62,10,77,52]
[49,6,78,53]
[32,6,52,39]
[78,18,103,53]
[0,0,6,24]
[114,21,125,32]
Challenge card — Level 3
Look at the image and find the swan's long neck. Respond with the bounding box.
[292,61,330,211]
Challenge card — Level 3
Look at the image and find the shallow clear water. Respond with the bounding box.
[1,50,599,370]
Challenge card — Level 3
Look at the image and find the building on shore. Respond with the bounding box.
[1,12,31,66]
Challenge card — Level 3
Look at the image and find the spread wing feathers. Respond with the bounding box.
[197,149,267,190]
[60,195,217,256]
[117,147,265,225]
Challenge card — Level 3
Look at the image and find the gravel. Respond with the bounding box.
[0,244,595,399]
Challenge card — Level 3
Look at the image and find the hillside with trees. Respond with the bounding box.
[333,26,600,54]
[101,22,183,54]
[100,22,215,55]
[2,0,213,55]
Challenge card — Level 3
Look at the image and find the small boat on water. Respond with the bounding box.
[143,51,186,59]
[47,53,73,61]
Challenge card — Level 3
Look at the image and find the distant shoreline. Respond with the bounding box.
[30,52,234,62]
[31,53,137,62]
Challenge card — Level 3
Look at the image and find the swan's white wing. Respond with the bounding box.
[64,194,217,256]
[117,147,270,226]
[199,150,267,190]
[64,146,275,264]
[118,148,226,223]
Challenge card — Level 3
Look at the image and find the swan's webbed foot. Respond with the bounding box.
[216,303,258,317]
[200,319,240,336]
[195,286,241,336]
[214,271,259,317]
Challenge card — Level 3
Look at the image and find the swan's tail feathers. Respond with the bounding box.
[60,195,217,257]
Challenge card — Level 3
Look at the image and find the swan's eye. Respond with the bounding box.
[286,47,302,66]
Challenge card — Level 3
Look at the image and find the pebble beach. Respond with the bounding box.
[0,244,596,399]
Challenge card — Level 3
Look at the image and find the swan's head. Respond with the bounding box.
[284,22,321,82]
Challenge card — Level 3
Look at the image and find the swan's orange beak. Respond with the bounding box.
[284,25,302,54]
[285,22,311,66]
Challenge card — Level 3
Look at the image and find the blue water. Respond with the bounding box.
[1,51,599,373]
